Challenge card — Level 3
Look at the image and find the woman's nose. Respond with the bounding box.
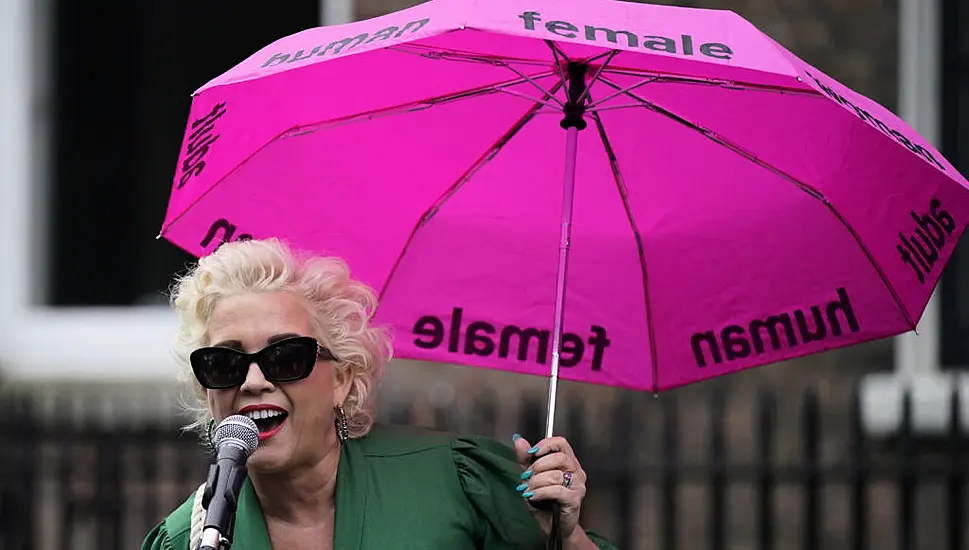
[239,362,274,394]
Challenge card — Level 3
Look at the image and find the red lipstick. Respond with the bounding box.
[237,404,289,442]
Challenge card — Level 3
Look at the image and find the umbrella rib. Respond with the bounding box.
[495,86,561,108]
[500,63,566,107]
[597,68,819,99]
[544,40,571,64]
[587,104,653,113]
[596,76,917,330]
[387,44,553,68]
[376,80,566,304]
[578,50,620,105]
[586,77,660,110]
[298,72,559,131]
[588,104,662,393]
[388,45,567,107]
[547,41,569,93]
[159,73,557,235]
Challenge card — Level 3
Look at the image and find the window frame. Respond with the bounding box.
[0,0,349,382]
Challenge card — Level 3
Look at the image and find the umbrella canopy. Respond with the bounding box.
[160,0,969,397]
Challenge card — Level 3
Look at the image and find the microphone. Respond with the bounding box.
[199,415,259,550]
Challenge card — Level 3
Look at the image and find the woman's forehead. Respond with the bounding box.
[207,292,314,345]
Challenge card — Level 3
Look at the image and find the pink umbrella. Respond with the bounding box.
[160,0,969,442]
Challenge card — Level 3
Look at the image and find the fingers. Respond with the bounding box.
[527,450,573,476]
[512,434,587,492]
[521,469,570,490]
[522,482,586,505]
[528,436,576,460]
[517,469,586,499]
[512,435,585,476]
[513,435,576,464]
[511,434,588,536]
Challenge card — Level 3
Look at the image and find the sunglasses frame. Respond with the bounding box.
[190,335,337,390]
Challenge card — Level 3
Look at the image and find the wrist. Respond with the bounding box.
[563,527,597,550]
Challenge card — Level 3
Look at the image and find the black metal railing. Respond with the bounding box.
[0,384,965,550]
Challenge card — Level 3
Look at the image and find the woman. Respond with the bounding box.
[142,238,617,550]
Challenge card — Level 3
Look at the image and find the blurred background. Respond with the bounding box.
[0,0,967,548]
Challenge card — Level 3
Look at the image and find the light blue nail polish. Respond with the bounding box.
[516,483,528,492]
[527,445,540,454]
[522,491,534,499]
[520,470,533,480]
[512,433,522,442]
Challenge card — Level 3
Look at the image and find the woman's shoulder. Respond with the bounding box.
[140,488,198,550]
[354,422,459,455]
[357,423,517,466]
[355,424,523,502]
[357,424,544,546]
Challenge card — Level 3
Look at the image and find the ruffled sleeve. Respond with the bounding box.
[140,489,195,550]
[451,435,620,550]
[140,521,174,550]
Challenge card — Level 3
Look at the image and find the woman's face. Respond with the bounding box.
[204,290,352,474]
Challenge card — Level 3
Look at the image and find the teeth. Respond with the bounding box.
[242,409,285,420]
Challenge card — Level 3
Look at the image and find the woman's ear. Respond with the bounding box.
[333,363,353,405]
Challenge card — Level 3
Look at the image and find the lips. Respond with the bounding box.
[238,404,289,440]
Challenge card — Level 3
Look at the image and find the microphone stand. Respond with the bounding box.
[199,458,248,550]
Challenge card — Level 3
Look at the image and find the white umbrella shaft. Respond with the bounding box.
[545,125,580,439]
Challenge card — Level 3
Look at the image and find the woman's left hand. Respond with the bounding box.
[512,434,590,543]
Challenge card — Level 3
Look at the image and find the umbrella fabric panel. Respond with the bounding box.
[164,48,539,230]
[599,69,969,324]
[161,80,546,283]
[376,99,654,391]
[595,103,913,389]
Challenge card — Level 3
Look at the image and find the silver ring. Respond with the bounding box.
[562,471,574,488]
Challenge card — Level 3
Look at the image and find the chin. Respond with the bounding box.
[247,448,294,475]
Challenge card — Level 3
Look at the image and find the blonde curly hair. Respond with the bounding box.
[169,237,392,441]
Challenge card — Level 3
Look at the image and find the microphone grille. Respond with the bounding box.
[213,415,259,457]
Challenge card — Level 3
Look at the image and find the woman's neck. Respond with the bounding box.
[249,444,342,526]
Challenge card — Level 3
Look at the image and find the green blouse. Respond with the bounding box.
[141,424,617,549]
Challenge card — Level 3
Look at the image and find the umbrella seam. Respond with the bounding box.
[375,80,566,307]
[160,71,558,237]
[589,70,820,109]
[589,108,661,393]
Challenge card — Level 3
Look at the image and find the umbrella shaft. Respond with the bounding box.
[545,125,580,439]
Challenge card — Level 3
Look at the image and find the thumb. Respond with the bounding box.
[512,434,533,467]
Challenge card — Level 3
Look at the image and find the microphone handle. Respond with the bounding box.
[200,446,250,550]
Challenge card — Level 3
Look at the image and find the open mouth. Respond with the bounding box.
[242,409,289,436]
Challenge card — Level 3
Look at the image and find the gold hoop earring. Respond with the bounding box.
[334,404,349,443]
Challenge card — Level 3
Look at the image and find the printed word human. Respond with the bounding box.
[690,287,859,368]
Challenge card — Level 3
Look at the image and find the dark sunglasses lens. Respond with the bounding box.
[262,340,318,382]
[192,350,249,389]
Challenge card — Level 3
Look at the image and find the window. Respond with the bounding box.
[939,0,969,367]
[0,0,321,380]
[47,0,319,306]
